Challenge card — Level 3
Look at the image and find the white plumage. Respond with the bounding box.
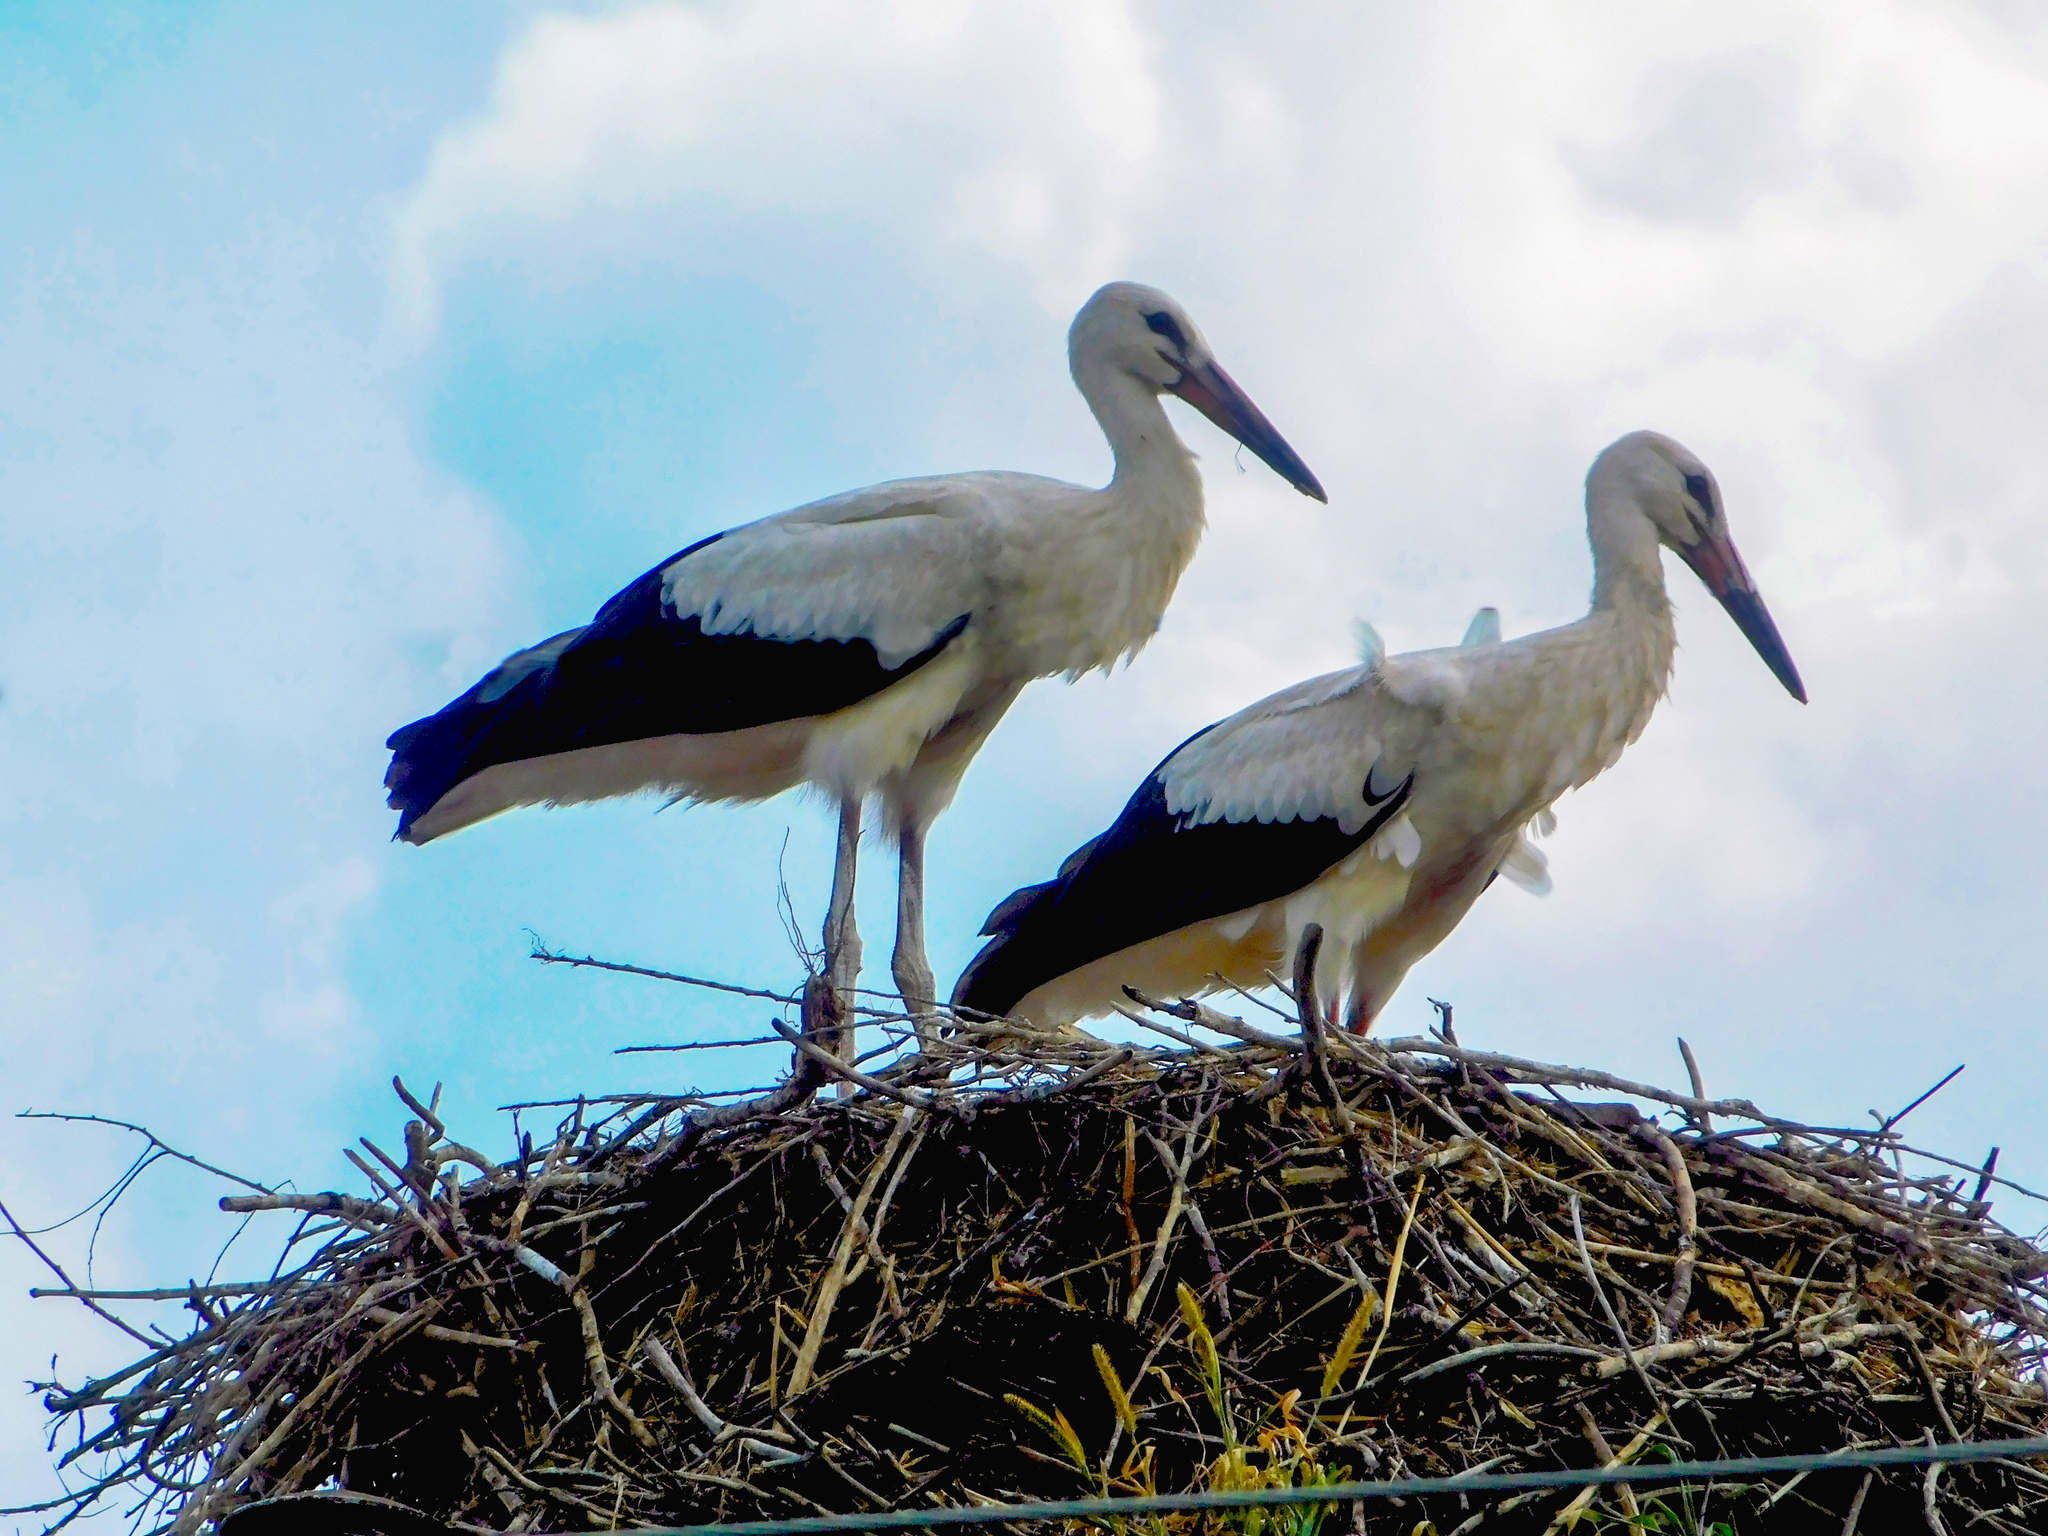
[955,430,1806,1033]
[385,282,1325,1035]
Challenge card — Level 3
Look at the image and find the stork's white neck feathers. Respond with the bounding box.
[1533,469,1680,796]
[982,351,1207,680]
[1587,448,1677,617]
[1398,458,1681,846]
[1072,349,1204,506]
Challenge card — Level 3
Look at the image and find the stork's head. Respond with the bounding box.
[1070,282,1326,501]
[1592,430,1806,703]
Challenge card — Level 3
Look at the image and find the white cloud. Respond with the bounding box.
[1421,5,2048,368]
[394,0,1166,325]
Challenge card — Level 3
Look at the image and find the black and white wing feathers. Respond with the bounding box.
[385,484,992,840]
[953,665,1419,1019]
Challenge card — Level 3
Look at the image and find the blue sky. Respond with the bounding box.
[8,2,2048,1515]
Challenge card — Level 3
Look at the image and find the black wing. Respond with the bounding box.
[385,532,971,840]
[952,727,1412,1019]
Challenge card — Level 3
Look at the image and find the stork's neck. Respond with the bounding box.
[983,356,1205,680]
[1575,477,1678,752]
[1073,356,1204,508]
[1587,472,1672,616]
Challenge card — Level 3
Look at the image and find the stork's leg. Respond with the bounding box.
[819,793,864,1071]
[891,820,938,1046]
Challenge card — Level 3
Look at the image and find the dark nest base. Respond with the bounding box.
[30,980,2048,1535]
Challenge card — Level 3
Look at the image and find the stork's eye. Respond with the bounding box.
[1683,472,1713,511]
[1143,311,1189,352]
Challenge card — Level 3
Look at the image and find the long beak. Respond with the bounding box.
[1169,359,1327,502]
[1678,531,1807,703]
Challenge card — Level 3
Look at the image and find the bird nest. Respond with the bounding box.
[25,966,2048,1536]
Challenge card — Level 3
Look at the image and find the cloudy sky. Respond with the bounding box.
[7,1,2048,1512]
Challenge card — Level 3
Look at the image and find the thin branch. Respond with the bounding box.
[1,1196,160,1350]
[17,1112,274,1196]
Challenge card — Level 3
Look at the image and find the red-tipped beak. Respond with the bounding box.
[1168,360,1327,502]
[1678,532,1807,703]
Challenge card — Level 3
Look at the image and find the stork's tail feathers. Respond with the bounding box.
[952,831,1113,1018]
[384,627,589,843]
[383,703,488,844]
[950,879,1062,1020]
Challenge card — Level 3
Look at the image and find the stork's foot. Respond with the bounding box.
[821,936,862,1098]
[823,928,862,1050]
[799,971,848,1068]
[892,940,939,1047]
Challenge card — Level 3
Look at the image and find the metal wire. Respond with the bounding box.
[643,1434,2048,1535]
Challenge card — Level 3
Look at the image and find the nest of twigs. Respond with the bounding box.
[27,955,2048,1535]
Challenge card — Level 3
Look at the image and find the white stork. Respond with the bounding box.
[953,431,1805,1032]
[384,282,1325,1034]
